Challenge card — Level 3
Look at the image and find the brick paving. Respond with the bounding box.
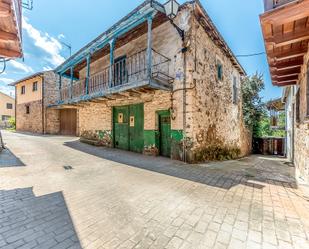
[0,131,309,249]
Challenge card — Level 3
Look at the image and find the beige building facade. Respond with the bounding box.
[11,71,63,134]
[51,0,251,162]
[0,92,15,128]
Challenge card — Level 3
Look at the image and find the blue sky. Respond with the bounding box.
[0,0,282,100]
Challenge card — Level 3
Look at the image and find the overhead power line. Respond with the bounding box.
[236,52,266,58]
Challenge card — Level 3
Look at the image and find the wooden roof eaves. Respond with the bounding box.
[10,0,23,58]
[55,0,165,74]
[192,0,246,76]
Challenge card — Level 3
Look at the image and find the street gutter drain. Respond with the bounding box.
[63,166,73,170]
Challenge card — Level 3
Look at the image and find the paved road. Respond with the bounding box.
[0,131,309,249]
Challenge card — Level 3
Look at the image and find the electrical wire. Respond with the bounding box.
[0,57,10,75]
[236,52,266,58]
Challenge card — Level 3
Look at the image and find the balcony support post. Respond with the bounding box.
[147,15,153,79]
[70,67,74,99]
[58,73,62,100]
[109,39,115,88]
[86,55,91,95]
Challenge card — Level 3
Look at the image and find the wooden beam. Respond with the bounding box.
[0,47,21,58]
[271,67,301,76]
[270,57,304,70]
[266,28,309,47]
[272,75,299,82]
[268,47,307,61]
[274,80,297,86]
[260,0,309,26]
[0,2,11,18]
[0,30,17,42]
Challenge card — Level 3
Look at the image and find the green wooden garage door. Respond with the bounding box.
[113,104,144,153]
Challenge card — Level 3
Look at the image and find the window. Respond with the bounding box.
[21,86,25,95]
[6,103,13,109]
[32,81,38,91]
[232,76,238,104]
[307,66,309,116]
[1,115,10,121]
[296,89,300,123]
[216,59,223,81]
[26,105,30,114]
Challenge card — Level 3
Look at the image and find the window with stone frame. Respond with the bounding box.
[296,89,300,123]
[21,85,25,95]
[32,81,38,92]
[26,105,30,114]
[216,58,223,81]
[232,76,238,104]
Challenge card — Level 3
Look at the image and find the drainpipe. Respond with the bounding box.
[41,75,45,134]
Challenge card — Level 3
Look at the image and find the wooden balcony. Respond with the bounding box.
[263,0,297,11]
[59,49,173,104]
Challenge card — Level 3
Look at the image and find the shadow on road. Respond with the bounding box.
[0,187,82,248]
[64,140,298,190]
[0,148,25,167]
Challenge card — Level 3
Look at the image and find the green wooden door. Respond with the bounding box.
[129,104,144,153]
[113,106,129,150]
[159,114,171,157]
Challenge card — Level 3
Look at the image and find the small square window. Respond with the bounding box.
[32,81,38,91]
[6,103,13,109]
[216,60,223,81]
[21,86,25,94]
[26,105,30,114]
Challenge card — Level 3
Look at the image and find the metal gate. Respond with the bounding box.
[113,104,144,153]
[60,109,77,136]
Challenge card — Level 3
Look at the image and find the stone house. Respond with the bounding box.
[10,71,65,134]
[0,91,15,128]
[50,0,251,162]
[260,0,309,183]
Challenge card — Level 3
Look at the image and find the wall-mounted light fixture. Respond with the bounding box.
[163,0,180,19]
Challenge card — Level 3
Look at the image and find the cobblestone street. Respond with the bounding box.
[0,131,309,249]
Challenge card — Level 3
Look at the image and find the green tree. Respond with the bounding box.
[8,117,16,129]
[241,73,265,137]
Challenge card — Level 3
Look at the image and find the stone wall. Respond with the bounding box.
[294,49,309,184]
[16,100,43,133]
[179,6,251,162]
[42,71,61,134]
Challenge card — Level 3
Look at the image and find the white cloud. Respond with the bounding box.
[22,17,65,67]
[9,60,33,73]
[43,66,53,71]
[0,78,14,84]
[58,34,65,39]
[0,82,15,96]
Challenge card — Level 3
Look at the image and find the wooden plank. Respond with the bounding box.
[270,57,304,70]
[268,46,307,60]
[0,30,18,42]
[260,0,309,26]
[0,2,11,17]
[266,27,309,47]
[272,75,299,82]
[274,80,297,86]
[0,47,20,58]
[271,67,301,76]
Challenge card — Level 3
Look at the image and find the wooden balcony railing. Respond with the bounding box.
[59,49,172,102]
[264,0,296,11]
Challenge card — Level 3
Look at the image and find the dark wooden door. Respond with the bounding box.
[60,109,77,136]
[159,114,171,157]
[113,106,129,150]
